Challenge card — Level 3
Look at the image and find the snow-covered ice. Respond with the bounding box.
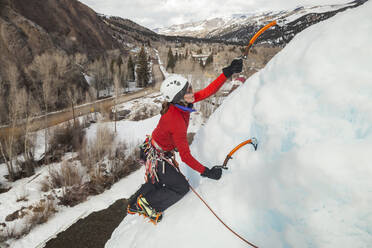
[106,2,372,248]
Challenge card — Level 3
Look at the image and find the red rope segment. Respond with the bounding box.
[174,159,258,247]
[188,185,259,248]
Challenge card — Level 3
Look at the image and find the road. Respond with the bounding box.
[0,63,165,137]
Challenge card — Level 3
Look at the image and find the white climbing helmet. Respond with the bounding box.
[160,75,189,102]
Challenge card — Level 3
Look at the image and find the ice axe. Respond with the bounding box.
[215,138,258,170]
[241,20,283,59]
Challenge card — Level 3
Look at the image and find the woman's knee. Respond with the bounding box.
[179,180,190,195]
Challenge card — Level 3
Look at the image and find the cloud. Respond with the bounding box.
[78,0,349,29]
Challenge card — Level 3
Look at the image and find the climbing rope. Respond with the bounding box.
[185,138,259,246]
[188,184,259,248]
[174,158,258,248]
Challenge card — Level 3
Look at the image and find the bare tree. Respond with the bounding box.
[74,53,88,68]
[18,88,38,176]
[90,58,109,99]
[113,65,120,133]
[42,74,52,160]
[120,56,128,91]
[0,65,22,181]
[26,51,69,163]
[112,61,126,133]
[67,84,78,127]
[0,75,7,124]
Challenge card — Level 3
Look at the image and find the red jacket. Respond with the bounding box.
[152,73,227,173]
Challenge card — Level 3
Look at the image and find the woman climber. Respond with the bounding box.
[127,58,243,224]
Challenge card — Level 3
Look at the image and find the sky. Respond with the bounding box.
[78,0,351,29]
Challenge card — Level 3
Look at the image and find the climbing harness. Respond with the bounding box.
[139,136,179,184]
[132,136,176,225]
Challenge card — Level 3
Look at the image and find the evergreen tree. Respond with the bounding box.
[167,47,172,60]
[127,55,135,81]
[199,59,205,70]
[136,47,150,88]
[205,54,213,66]
[166,47,176,72]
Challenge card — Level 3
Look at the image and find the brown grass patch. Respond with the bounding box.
[48,161,83,189]
[1,198,57,243]
[44,121,85,164]
[84,142,140,195]
[29,199,57,225]
[57,185,89,207]
[79,125,114,168]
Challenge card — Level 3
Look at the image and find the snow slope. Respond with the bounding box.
[0,115,158,248]
[106,2,372,248]
[0,92,207,248]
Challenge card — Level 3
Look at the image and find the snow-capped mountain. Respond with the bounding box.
[155,0,367,45]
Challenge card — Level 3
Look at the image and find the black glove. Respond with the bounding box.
[201,166,222,180]
[222,58,243,78]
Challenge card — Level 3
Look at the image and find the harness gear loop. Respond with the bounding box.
[139,136,179,184]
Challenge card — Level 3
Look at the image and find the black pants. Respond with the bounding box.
[130,160,189,212]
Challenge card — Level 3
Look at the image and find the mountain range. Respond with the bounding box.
[155,0,368,45]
